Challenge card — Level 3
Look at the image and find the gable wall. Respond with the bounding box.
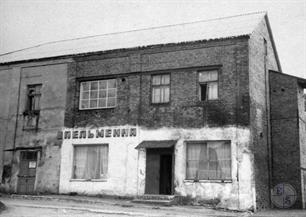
[249,16,281,209]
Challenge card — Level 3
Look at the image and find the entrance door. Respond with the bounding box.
[145,148,173,195]
[17,151,37,194]
[159,154,172,195]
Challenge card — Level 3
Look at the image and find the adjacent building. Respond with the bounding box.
[0,12,305,210]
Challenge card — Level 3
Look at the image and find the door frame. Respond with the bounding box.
[145,147,174,195]
[17,150,38,194]
[159,153,173,195]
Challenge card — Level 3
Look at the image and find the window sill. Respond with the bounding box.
[70,178,108,182]
[183,179,232,183]
[78,107,116,111]
[23,110,40,116]
[198,99,220,104]
[22,127,39,131]
[150,102,170,106]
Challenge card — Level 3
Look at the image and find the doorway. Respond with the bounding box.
[17,151,37,194]
[145,148,173,195]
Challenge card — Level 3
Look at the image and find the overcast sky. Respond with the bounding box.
[0,0,305,78]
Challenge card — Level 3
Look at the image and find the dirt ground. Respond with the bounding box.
[0,195,305,217]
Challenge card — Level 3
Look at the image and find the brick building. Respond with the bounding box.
[0,12,305,210]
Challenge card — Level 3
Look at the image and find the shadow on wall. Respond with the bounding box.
[0,165,12,193]
[0,201,6,213]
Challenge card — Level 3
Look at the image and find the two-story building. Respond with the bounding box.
[0,12,305,210]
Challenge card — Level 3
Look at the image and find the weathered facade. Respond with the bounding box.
[0,12,305,211]
[0,60,71,193]
[269,71,306,209]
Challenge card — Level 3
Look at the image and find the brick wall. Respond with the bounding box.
[297,84,306,208]
[249,16,280,209]
[65,38,250,129]
[269,71,303,208]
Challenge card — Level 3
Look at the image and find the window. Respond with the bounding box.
[27,84,42,112]
[73,144,108,180]
[23,84,42,130]
[79,79,117,109]
[152,74,170,103]
[186,141,231,180]
[199,70,218,100]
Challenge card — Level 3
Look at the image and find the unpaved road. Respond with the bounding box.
[0,197,305,217]
[0,197,247,217]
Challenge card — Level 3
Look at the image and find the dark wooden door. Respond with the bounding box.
[145,150,160,194]
[17,151,37,194]
[159,154,172,195]
[145,148,173,195]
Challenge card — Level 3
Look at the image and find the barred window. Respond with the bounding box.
[79,79,117,109]
[199,70,218,101]
[186,141,231,180]
[73,144,108,180]
[152,74,170,103]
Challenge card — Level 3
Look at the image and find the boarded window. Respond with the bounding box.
[198,70,218,100]
[73,145,108,180]
[79,79,117,109]
[152,74,170,103]
[186,141,231,180]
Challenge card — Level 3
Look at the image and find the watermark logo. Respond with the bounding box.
[271,183,297,208]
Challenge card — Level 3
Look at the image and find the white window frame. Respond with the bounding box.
[72,144,109,181]
[186,140,231,181]
[151,74,170,104]
[79,79,117,110]
[198,70,219,101]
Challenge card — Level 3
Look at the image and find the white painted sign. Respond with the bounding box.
[58,127,138,140]
[29,161,37,169]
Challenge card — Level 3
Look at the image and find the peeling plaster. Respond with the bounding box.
[59,125,254,210]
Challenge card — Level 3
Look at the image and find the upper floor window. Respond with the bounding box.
[152,74,170,104]
[27,84,42,112]
[23,84,42,130]
[79,79,117,110]
[199,70,218,101]
[186,141,231,181]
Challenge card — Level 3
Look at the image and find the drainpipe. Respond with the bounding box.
[234,46,240,210]
[264,39,273,208]
[11,67,22,187]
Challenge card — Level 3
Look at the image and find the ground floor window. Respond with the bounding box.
[186,141,231,180]
[73,144,108,180]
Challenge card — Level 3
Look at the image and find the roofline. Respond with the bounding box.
[269,70,306,86]
[264,14,282,73]
[0,11,266,57]
[0,35,250,66]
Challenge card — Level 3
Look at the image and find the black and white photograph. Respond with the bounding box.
[0,0,305,216]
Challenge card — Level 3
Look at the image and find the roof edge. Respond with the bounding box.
[269,70,306,85]
[0,11,266,57]
[264,14,282,73]
[0,35,250,66]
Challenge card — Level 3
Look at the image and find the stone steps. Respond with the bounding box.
[132,194,177,206]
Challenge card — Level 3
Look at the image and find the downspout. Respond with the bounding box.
[234,46,240,210]
[11,67,22,188]
[264,39,273,208]
[136,55,143,196]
